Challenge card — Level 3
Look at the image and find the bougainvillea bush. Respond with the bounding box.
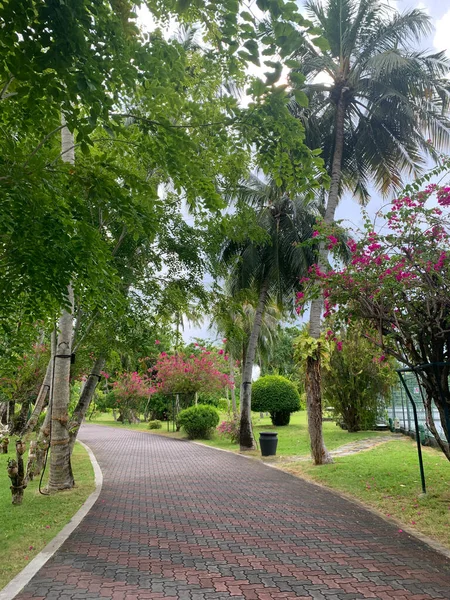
[112,371,155,423]
[299,170,450,458]
[152,350,232,398]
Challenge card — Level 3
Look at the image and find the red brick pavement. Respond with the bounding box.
[13,425,450,600]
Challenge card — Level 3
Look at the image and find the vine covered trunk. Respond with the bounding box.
[240,280,269,451]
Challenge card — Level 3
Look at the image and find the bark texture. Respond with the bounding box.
[68,356,106,454]
[306,88,347,465]
[240,281,269,451]
[48,284,75,492]
[25,440,37,481]
[1,436,9,454]
[31,408,51,479]
[7,439,27,505]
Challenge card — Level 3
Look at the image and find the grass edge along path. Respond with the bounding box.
[278,438,450,552]
[0,441,95,590]
[90,410,389,457]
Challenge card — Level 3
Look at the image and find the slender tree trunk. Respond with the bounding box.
[48,284,75,491]
[68,356,106,454]
[21,365,50,437]
[31,406,51,479]
[25,440,37,482]
[240,280,269,451]
[306,88,347,465]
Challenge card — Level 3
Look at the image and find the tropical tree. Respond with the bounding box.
[289,0,450,464]
[300,171,450,458]
[221,176,320,450]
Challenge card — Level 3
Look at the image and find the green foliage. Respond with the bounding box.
[148,420,162,430]
[146,393,170,421]
[322,328,396,432]
[263,325,301,377]
[251,375,301,426]
[176,404,220,439]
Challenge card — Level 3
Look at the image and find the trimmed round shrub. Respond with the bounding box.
[251,375,301,426]
[148,420,162,430]
[177,404,220,439]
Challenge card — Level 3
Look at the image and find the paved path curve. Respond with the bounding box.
[15,425,450,600]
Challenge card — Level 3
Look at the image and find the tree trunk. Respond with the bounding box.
[0,402,7,425]
[23,331,56,437]
[25,440,37,482]
[48,284,75,492]
[31,405,51,479]
[68,356,106,454]
[305,88,347,465]
[7,439,27,505]
[11,397,34,435]
[240,280,269,451]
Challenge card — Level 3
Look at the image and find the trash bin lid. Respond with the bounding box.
[259,431,278,437]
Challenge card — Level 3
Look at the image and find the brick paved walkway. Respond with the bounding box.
[15,425,450,600]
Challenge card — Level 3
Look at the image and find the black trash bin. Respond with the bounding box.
[259,431,278,456]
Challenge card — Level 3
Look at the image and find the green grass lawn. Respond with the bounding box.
[281,438,450,549]
[90,410,388,457]
[0,440,95,590]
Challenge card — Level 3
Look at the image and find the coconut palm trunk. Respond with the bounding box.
[48,283,75,491]
[47,117,76,491]
[306,90,346,465]
[240,279,269,450]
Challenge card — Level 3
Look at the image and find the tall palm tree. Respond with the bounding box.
[289,0,450,464]
[221,176,319,450]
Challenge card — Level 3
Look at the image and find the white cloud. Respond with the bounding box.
[434,9,450,57]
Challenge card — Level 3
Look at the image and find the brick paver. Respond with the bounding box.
[14,425,450,599]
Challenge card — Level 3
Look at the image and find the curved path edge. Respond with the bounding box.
[0,440,103,600]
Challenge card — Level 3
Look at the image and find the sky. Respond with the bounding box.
[139,0,450,343]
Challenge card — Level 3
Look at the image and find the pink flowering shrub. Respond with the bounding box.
[217,418,240,443]
[112,371,156,422]
[298,169,450,458]
[151,350,232,398]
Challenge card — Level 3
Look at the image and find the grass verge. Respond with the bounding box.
[279,438,450,549]
[90,411,388,457]
[0,440,95,590]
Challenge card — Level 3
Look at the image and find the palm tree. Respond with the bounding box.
[289,0,450,464]
[221,176,319,450]
[211,293,282,416]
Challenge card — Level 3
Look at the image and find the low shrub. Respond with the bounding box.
[177,404,220,439]
[251,375,301,426]
[148,420,162,430]
[217,417,240,443]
